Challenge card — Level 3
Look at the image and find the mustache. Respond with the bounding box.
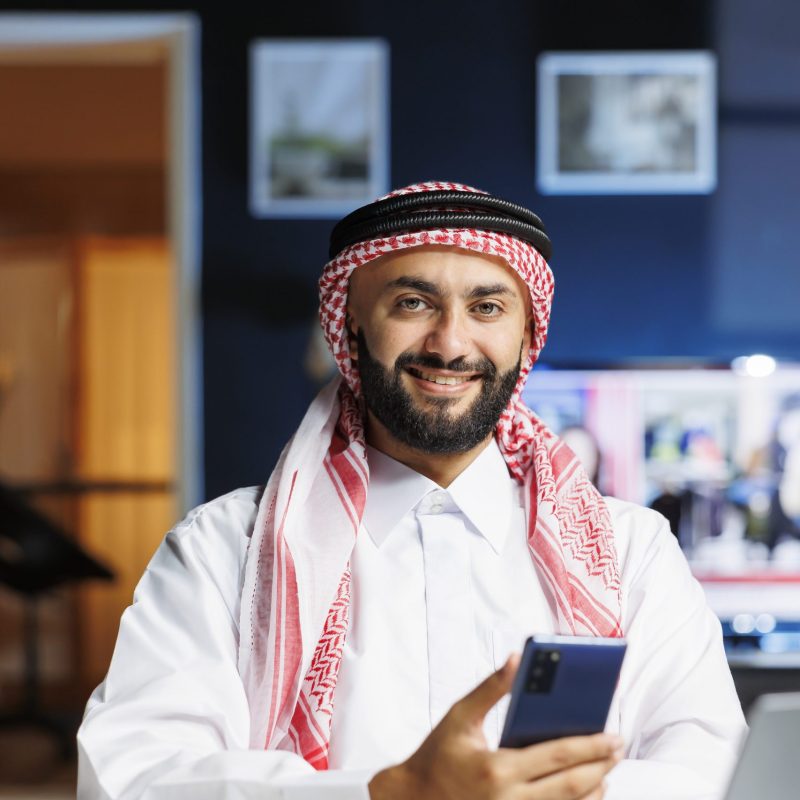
[394,351,496,376]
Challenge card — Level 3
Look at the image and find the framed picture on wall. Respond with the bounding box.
[536,51,717,195]
[249,39,389,218]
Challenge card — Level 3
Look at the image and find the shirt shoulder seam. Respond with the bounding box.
[172,485,265,539]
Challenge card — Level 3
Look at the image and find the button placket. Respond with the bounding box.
[417,498,474,729]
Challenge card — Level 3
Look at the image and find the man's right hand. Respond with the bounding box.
[368,654,623,800]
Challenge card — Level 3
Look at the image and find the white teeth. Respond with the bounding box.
[418,371,470,385]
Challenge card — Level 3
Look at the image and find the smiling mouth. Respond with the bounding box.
[406,366,482,386]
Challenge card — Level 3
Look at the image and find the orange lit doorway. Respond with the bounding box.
[0,13,202,699]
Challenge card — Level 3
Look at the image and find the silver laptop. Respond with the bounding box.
[724,692,800,800]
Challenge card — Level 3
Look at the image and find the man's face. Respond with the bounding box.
[346,246,532,455]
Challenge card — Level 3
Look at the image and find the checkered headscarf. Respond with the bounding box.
[318,181,556,480]
[239,181,622,770]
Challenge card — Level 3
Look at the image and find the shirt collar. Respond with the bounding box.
[362,439,520,553]
[447,439,518,554]
[362,445,438,547]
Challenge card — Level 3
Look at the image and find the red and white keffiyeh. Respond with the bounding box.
[238,182,622,769]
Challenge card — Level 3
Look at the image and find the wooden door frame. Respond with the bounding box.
[0,13,204,511]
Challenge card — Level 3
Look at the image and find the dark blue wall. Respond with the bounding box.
[199,0,721,498]
[5,1,799,499]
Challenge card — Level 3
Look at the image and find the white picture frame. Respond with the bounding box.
[537,51,717,195]
[249,38,389,218]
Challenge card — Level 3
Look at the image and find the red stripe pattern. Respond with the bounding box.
[253,182,623,769]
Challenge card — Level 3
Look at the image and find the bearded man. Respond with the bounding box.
[77,182,746,800]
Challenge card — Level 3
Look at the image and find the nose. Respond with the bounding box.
[423,309,471,364]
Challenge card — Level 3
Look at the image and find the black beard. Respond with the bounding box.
[356,330,521,455]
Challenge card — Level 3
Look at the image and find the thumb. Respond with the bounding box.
[451,653,520,726]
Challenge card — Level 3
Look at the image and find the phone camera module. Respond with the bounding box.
[525,648,560,693]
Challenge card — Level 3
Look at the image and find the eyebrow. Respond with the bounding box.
[467,283,514,300]
[385,276,516,301]
[386,276,441,294]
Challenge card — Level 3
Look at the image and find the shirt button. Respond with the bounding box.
[429,490,445,514]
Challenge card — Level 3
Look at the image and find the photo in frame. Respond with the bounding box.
[537,51,717,195]
[249,39,389,217]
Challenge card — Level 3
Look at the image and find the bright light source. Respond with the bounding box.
[755,613,777,634]
[731,354,777,378]
[732,613,755,634]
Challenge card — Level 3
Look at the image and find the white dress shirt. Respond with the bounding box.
[77,440,746,800]
[328,441,553,771]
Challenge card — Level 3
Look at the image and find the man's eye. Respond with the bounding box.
[475,302,500,316]
[399,298,427,311]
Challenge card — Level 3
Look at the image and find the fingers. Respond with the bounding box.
[538,757,616,798]
[511,755,617,800]
[449,653,520,725]
[497,733,623,784]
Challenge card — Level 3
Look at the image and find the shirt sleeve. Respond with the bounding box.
[604,500,747,800]
[76,489,373,800]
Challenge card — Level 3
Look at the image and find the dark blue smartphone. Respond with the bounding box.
[499,634,627,748]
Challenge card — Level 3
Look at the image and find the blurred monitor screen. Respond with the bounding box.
[522,363,800,664]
